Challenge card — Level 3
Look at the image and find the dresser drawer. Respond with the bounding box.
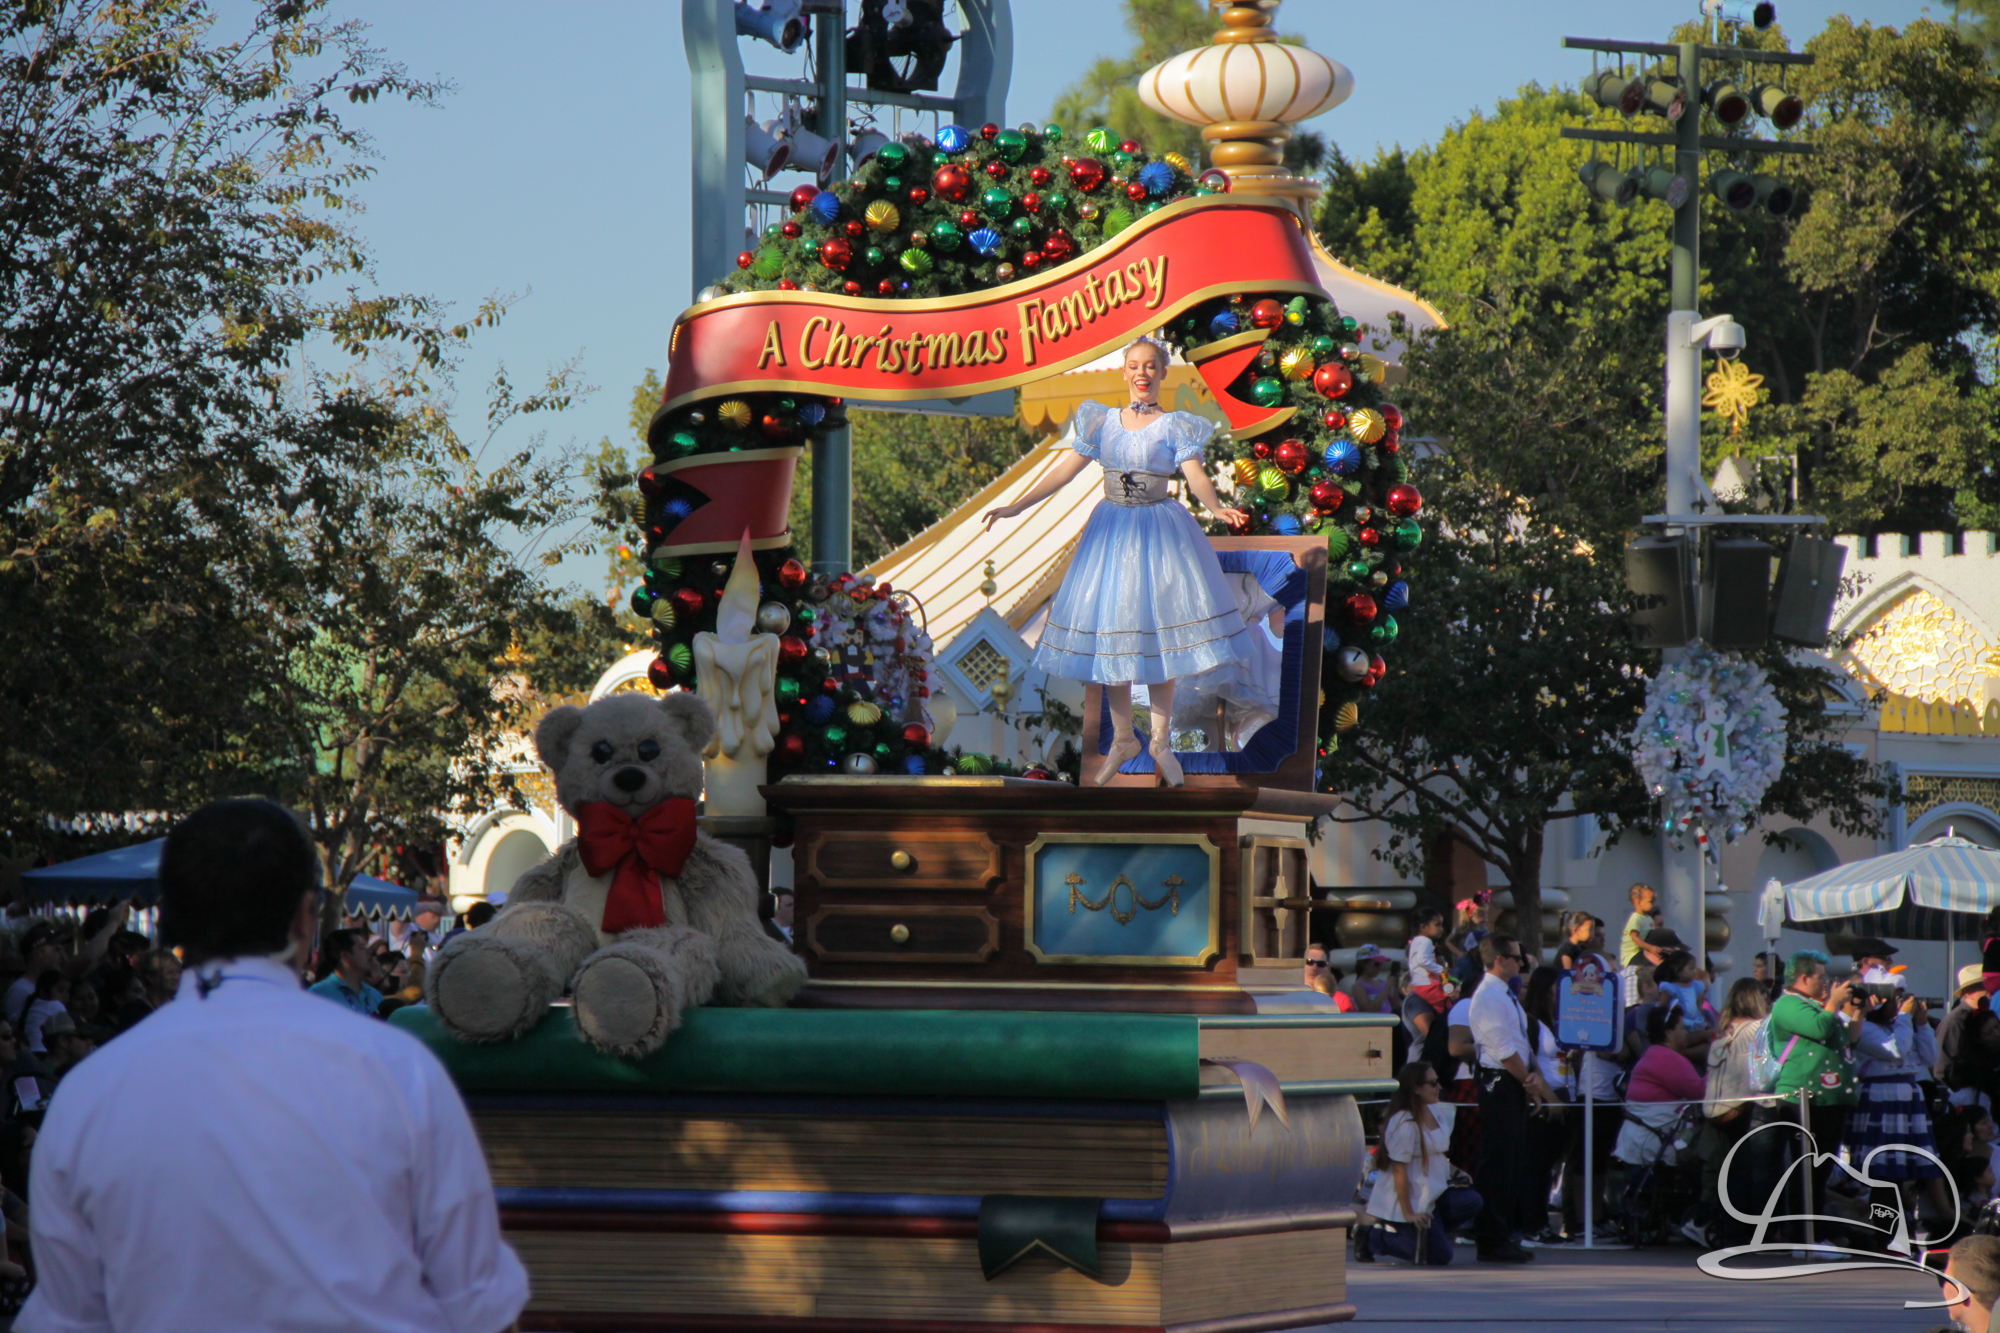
[806,906,1000,963]
[800,831,1002,890]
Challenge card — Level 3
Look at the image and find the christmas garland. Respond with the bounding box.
[636,122,1423,786]
[1629,641,1787,852]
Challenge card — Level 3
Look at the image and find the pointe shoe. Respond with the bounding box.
[1154,746,1184,788]
[1094,733,1142,785]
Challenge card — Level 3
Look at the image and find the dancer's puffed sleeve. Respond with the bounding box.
[1169,411,1218,466]
[1067,399,1109,459]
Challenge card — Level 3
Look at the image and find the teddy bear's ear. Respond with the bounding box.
[656,690,717,755]
[535,705,587,771]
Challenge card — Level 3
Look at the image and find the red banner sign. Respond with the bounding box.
[660,197,1325,413]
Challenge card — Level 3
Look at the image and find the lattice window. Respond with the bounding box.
[956,637,1011,695]
[1846,591,1992,709]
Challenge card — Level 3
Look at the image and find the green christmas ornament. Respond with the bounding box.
[1395,519,1423,550]
[1340,315,1359,335]
[1310,334,1338,358]
[794,605,815,625]
[667,642,693,675]
[900,247,934,275]
[1111,150,1134,171]
[1085,127,1116,154]
[649,554,681,576]
[666,431,697,457]
[994,128,1028,161]
[1007,215,1034,238]
[876,142,909,168]
[874,741,893,759]
[1345,559,1372,582]
[1256,464,1289,496]
[762,223,783,242]
[864,246,885,266]
[776,677,802,705]
[882,175,902,192]
[956,751,993,775]
[1102,206,1135,237]
[930,220,962,251]
[1370,616,1399,645]
[982,185,1012,214]
[630,587,656,615]
[1042,191,1068,212]
[1044,123,1065,142]
[824,724,848,749]
[1247,376,1285,408]
[1325,528,1353,559]
[752,247,785,279]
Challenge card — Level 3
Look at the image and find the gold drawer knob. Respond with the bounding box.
[889,850,914,871]
[889,923,912,944]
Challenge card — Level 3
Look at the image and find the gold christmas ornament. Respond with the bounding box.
[1348,407,1385,444]
[1164,152,1193,175]
[1356,353,1388,385]
[1334,702,1360,731]
[649,599,676,628]
[1279,346,1315,381]
[1231,457,1261,487]
[846,700,884,725]
[717,399,753,429]
[865,200,902,233]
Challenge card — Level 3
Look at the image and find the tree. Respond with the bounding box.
[1048,0,1215,164]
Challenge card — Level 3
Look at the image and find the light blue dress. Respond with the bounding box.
[1032,401,1255,685]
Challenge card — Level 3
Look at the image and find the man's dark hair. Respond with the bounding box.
[33,968,68,1000]
[1479,932,1519,970]
[465,902,498,930]
[316,929,365,982]
[1646,1002,1685,1045]
[160,800,318,964]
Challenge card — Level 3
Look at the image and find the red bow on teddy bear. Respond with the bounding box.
[574,799,698,933]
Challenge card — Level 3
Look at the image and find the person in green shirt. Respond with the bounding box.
[1767,949,1862,1222]
[1619,883,1658,967]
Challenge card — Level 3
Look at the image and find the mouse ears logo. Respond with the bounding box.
[1696,1121,1964,1309]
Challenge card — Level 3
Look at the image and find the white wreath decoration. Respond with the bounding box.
[1629,640,1787,853]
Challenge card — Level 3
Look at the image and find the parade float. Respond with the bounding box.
[398,4,1441,1328]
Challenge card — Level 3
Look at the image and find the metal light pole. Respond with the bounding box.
[806,1,853,576]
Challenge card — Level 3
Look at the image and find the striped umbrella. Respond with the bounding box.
[1784,835,2000,942]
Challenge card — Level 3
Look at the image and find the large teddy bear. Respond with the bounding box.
[426,691,806,1056]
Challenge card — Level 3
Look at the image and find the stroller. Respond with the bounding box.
[1612,1101,1705,1246]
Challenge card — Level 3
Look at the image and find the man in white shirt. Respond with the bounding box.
[1467,932,1550,1264]
[20,799,528,1333]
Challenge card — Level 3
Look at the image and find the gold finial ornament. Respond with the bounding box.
[1136,1,1353,215]
[1702,359,1765,438]
[978,559,999,601]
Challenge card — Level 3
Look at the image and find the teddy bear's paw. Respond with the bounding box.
[484,901,600,989]
[571,942,687,1059]
[426,934,559,1043]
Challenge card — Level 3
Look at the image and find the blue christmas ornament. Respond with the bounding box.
[798,402,826,427]
[1323,627,1343,653]
[661,497,694,520]
[809,191,841,224]
[968,227,1002,256]
[803,694,837,725]
[901,754,929,775]
[1137,161,1174,195]
[1324,440,1361,476]
[936,124,971,154]
[1271,513,1302,535]
[1383,581,1409,611]
[1207,309,1240,339]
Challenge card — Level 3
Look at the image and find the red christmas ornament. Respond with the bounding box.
[1068,158,1107,192]
[1021,251,1042,270]
[901,723,930,749]
[1041,229,1077,262]
[959,209,981,228]
[760,413,790,439]
[1313,364,1354,398]
[776,733,806,763]
[1381,429,1400,455]
[1380,403,1405,431]
[1022,766,1054,781]
[1322,408,1347,431]
[789,184,818,212]
[1274,439,1310,474]
[1386,483,1424,517]
[819,238,853,271]
[822,676,841,695]
[1126,180,1148,201]
[981,122,1000,140]
[985,160,1008,179]
[932,164,973,202]
[1357,526,1383,547]
[648,658,675,691]
[672,587,706,618]
[1029,166,1053,187]
[777,278,798,290]
[907,186,930,205]
[877,279,895,295]
[1021,192,1042,214]
[1364,654,1387,688]
[845,221,866,241]
[1343,592,1379,624]
[636,466,665,498]
[1249,299,1286,329]
[781,220,802,238]
[736,250,754,269]
[1119,139,1142,155]
[1252,440,1273,460]
[777,635,808,665]
[1309,480,1344,510]
[777,558,808,589]
[843,280,862,295]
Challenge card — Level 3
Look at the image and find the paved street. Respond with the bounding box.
[1291,1245,1951,1331]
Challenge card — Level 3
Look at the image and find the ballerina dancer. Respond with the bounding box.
[983,337,1253,787]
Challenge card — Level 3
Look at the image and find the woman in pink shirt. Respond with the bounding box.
[1629,1004,1706,1105]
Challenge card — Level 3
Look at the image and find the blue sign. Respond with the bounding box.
[1026,837,1219,966]
[1557,962,1622,1052]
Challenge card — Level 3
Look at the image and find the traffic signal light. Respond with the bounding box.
[1704,79,1751,126]
[1752,174,1796,215]
[1709,169,1757,210]
[1749,82,1804,129]
[1586,69,1645,116]
[1578,160,1638,207]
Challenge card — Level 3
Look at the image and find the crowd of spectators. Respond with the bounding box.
[1357,880,1995,1271]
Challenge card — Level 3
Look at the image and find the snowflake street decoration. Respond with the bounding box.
[1702,359,1764,438]
[1629,641,1787,855]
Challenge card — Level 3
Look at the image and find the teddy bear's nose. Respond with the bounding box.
[611,766,648,793]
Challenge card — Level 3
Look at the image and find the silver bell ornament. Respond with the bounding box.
[755,602,792,634]
[840,752,880,775]
[1332,645,1370,683]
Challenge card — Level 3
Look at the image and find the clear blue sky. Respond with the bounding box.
[335,0,1941,593]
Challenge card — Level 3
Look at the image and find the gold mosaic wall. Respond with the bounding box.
[1904,774,2000,825]
[1847,590,1995,713]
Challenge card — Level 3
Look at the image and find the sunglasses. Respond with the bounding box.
[1304,958,1329,967]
